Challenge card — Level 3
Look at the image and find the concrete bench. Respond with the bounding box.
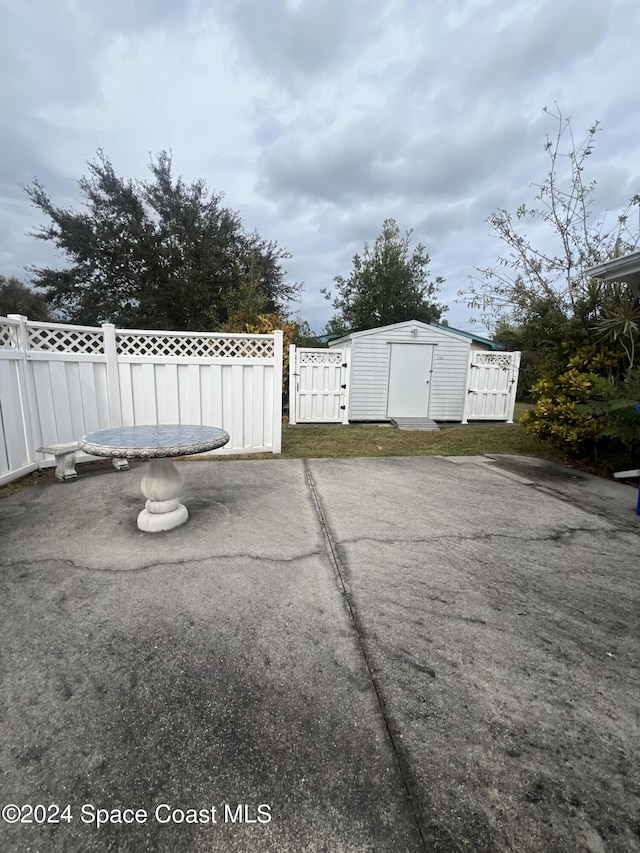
[36,441,129,482]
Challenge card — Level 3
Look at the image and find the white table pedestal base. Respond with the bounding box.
[137,458,189,532]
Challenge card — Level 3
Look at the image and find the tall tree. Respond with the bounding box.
[24,150,300,329]
[322,218,446,334]
[462,105,640,339]
[0,275,51,320]
[464,106,640,470]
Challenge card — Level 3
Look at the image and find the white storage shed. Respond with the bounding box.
[288,320,520,425]
[329,320,477,422]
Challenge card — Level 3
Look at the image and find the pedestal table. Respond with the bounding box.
[79,424,230,531]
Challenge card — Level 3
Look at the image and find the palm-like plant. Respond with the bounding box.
[594,283,640,369]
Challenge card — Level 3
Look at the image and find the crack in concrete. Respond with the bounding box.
[303,460,430,853]
[332,525,617,548]
[0,549,326,575]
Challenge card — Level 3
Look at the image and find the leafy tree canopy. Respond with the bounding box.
[492,295,597,400]
[322,218,446,335]
[24,150,301,330]
[468,106,640,468]
[0,275,51,321]
[461,105,640,351]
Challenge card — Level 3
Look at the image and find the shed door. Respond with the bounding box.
[387,343,433,418]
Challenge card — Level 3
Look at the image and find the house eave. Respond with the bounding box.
[586,252,640,296]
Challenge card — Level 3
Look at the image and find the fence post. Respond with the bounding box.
[288,344,297,425]
[7,314,39,462]
[272,330,283,453]
[506,351,522,424]
[7,314,28,346]
[461,349,473,424]
[102,323,123,428]
[341,351,351,425]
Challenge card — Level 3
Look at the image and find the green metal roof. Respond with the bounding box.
[429,322,503,349]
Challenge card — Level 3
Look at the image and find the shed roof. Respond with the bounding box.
[327,320,502,349]
[429,322,503,350]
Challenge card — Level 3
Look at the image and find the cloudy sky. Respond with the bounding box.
[1,0,639,335]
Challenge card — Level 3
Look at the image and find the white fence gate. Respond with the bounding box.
[0,321,35,483]
[0,314,283,486]
[289,346,349,424]
[463,351,521,423]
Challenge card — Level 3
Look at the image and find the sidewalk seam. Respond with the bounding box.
[303,460,429,853]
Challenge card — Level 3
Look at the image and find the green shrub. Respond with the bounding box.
[579,369,640,467]
[522,345,640,472]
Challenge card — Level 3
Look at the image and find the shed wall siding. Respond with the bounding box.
[429,341,469,419]
[337,325,469,421]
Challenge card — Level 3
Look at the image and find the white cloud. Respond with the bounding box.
[1,0,640,335]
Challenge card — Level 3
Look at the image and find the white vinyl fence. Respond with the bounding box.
[0,314,283,486]
[288,345,350,424]
[462,350,521,423]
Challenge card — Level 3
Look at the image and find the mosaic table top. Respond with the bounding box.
[79,425,230,459]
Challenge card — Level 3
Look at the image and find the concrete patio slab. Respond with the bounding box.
[0,455,638,852]
[306,456,639,852]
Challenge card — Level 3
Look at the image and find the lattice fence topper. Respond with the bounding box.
[0,322,18,350]
[299,350,343,365]
[474,352,515,370]
[27,324,105,355]
[116,333,275,359]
